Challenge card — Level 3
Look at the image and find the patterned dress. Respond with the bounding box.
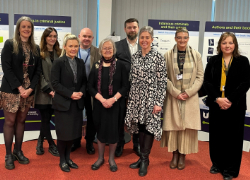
[1,42,34,113]
[125,49,167,140]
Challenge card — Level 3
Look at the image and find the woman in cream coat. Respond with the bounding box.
[161,28,204,170]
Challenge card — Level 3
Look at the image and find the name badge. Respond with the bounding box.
[176,74,183,80]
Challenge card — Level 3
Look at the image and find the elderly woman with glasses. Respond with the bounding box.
[161,27,204,170]
[88,38,129,172]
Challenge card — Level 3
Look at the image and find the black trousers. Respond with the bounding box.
[39,108,54,143]
[209,106,245,178]
[74,91,96,145]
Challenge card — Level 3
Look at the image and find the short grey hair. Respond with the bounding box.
[98,38,116,55]
[139,26,154,39]
[175,27,189,37]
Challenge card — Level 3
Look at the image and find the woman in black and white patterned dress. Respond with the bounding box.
[125,26,167,177]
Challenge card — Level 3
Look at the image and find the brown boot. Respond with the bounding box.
[177,153,186,170]
[170,150,179,169]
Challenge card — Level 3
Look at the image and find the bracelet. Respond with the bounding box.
[113,96,117,102]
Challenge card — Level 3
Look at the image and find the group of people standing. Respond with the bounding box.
[1,16,249,180]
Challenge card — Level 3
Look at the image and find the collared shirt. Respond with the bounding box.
[79,48,91,78]
[67,56,77,83]
[126,38,138,56]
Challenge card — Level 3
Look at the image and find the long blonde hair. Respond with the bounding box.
[13,16,38,56]
[60,33,80,57]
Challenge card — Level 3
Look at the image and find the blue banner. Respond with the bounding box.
[205,21,250,33]
[14,14,71,27]
[148,19,200,31]
[0,13,9,25]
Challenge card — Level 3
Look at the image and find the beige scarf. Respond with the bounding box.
[173,44,194,121]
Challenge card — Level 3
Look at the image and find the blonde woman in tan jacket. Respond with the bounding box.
[161,28,204,170]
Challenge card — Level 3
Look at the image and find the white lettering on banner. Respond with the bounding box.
[203,112,209,119]
[27,111,39,116]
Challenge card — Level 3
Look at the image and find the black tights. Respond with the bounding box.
[38,108,54,145]
[57,140,73,165]
[3,106,30,155]
[94,139,117,166]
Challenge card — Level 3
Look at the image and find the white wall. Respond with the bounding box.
[98,0,112,45]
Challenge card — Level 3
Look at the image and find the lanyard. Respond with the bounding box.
[78,48,90,63]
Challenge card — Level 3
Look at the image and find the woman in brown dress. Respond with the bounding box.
[1,16,41,170]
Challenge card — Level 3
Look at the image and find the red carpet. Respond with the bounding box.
[0,139,249,180]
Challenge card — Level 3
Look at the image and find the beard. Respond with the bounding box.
[127,32,138,40]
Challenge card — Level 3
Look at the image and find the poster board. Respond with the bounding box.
[148,19,200,56]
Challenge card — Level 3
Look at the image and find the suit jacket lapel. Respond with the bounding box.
[76,58,82,83]
[122,39,131,60]
[45,55,52,66]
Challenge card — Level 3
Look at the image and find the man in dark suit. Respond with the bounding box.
[115,18,140,157]
[71,28,101,154]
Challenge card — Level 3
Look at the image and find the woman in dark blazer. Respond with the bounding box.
[204,32,250,180]
[51,33,87,172]
[1,16,41,170]
[35,27,61,156]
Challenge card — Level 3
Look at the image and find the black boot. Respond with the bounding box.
[139,133,154,177]
[130,132,144,168]
[49,142,60,157]
[5,154,15,170]
[36,135,44,155]
[130,158,141,169]
[13,149,29,164]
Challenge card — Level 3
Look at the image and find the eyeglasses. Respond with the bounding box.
[102,47,113,51]
[176,36,189,40]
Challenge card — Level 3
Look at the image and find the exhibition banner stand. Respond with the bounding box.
[0,13,9,85]
[148,19,200,56]
[201,21,250,151]
[0,13,9,143]
[14,14,71,47]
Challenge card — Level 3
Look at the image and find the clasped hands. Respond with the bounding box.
[71,92,83,100]
[216,97,232,110]
[101,98,115,108]
[177,92,189,101]
[18,86,33,98]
